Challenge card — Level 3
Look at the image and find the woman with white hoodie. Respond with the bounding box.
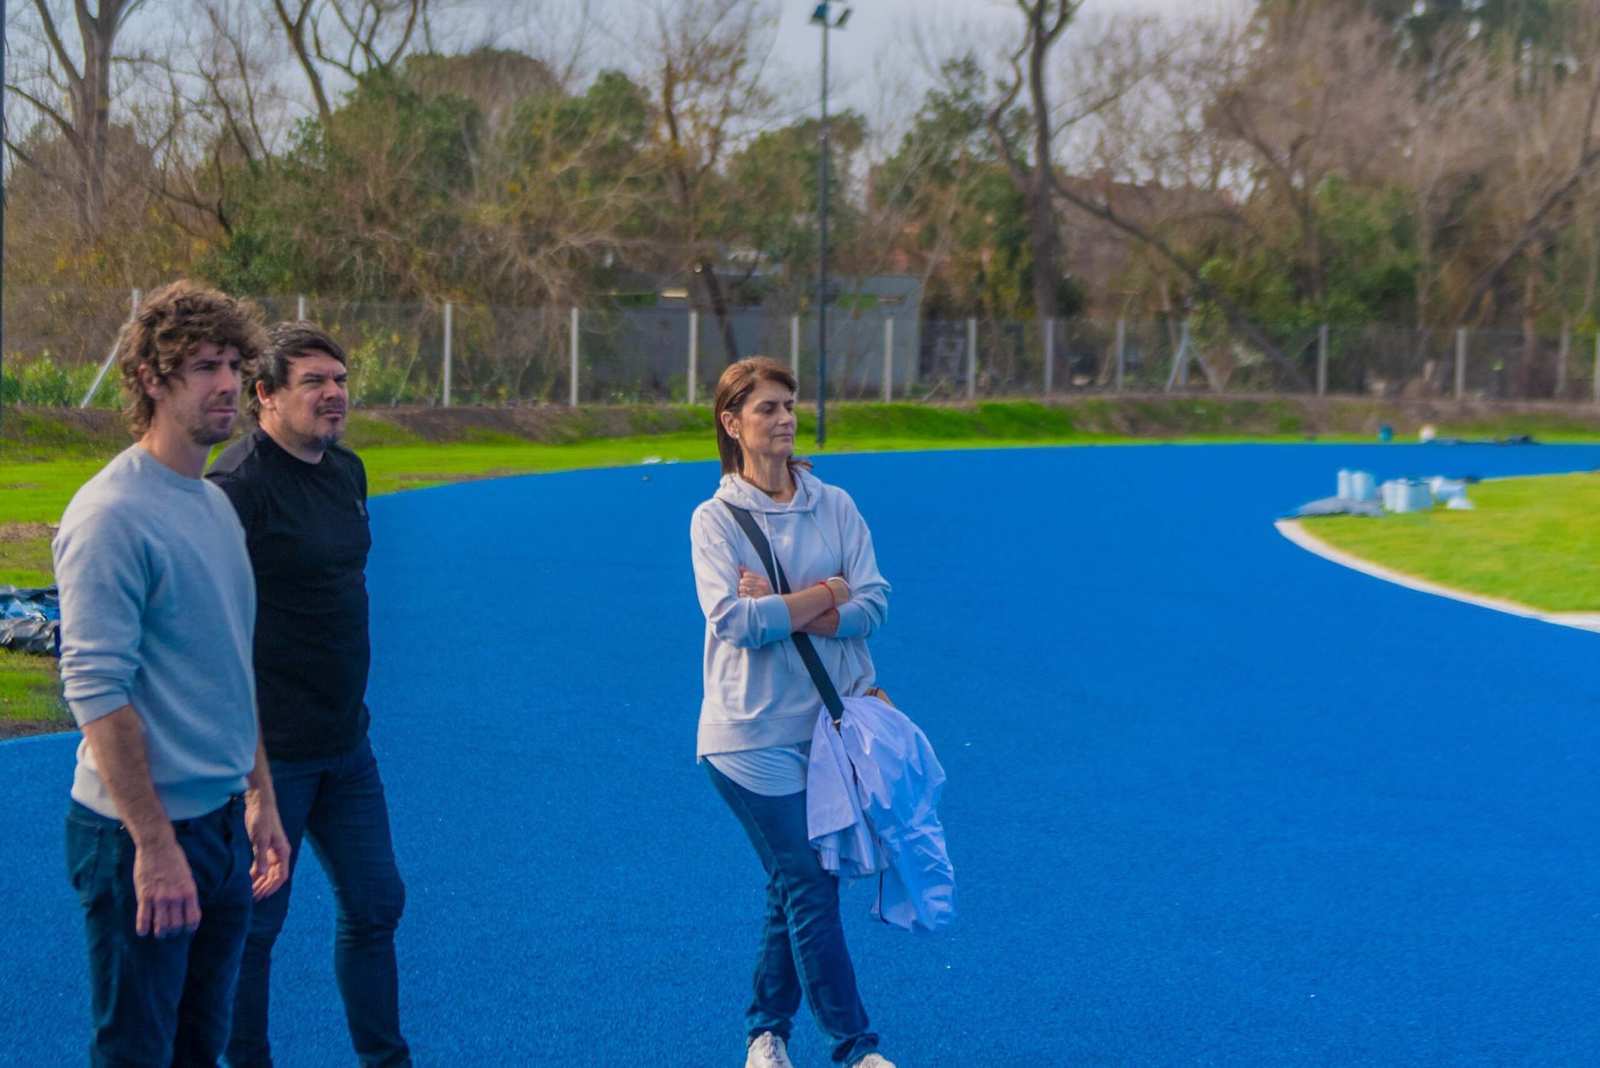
[690,357,895,1068]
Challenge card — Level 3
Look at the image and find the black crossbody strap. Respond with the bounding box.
[722,501,845,723]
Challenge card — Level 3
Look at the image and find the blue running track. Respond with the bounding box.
[5,444,1600,1066]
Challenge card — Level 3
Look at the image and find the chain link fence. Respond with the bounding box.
[6,287,1600,408]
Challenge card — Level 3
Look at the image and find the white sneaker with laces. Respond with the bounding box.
[853,1055,897,1068]
[745,1032,795,1068]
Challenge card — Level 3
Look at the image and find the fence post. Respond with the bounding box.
[570,307,580,408]
[688,310,699,405]
[1317,323,1329,397]
[1455,327,1467,400]
[1557,324,1570,398]
[1166,320,1192,391]
[569,306,582,412]
[966,317,977,400]
[1593,333,1599,405]
[1115,318,1126,392]
[1043,317,1055,395]
[81,288,140,409]
[790,314,801,395]
[296,294,307,321]
[882,317,894,403]
[441,302,453,408]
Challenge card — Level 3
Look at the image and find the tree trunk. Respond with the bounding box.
[1519,263,1539,397]
[1023,5,1063,326]
[21,0,132,237]
[694,259,741,365]
[79,5,117,236]
[1028,168,1061,349]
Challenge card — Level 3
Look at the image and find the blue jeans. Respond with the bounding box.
[706,763,880,1066]
[226,737,408,1068]
[66,796,253,1067]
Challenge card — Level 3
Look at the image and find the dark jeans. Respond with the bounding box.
[706,762,880,1067]
[66,795,253,1067]
[227,737,408,1068]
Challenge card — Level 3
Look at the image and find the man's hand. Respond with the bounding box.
[133,836,200,938]
[737,566,774,599]
[824,576,850,605]
[246,796,291,901]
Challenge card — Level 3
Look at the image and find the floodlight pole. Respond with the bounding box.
[810,3,849,445]
[815,6,832,446]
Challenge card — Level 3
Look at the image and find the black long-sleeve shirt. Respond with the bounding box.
[207,429,372,761]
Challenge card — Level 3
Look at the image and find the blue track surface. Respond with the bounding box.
[5,444,1600,1066]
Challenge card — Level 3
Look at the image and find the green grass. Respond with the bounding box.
[0,530,56,587]
[0,459,115,526]
[0,648,69,733]
[1301,472,1600,612]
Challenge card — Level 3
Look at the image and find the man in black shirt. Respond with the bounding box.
[208,322,410,1068]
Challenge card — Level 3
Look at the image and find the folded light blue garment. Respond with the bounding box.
[807,695,956,932]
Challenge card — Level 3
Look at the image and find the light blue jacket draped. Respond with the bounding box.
[807,694,956,933]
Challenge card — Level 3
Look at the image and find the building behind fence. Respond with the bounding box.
[5,286,1599,408]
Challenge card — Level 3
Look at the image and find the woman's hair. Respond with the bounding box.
[245,320,349,421]
[115,280,267,436]
[712,356,798,474]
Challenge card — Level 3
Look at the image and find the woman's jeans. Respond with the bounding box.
[706,762,880,1066]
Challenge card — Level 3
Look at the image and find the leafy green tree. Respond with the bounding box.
[722,111,865,305]
[202,68,481,299]
[873,56,1044,319]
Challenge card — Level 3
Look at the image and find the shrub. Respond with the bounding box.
[0,353,115,407]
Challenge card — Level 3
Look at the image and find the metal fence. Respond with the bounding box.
[6,287,1600,408]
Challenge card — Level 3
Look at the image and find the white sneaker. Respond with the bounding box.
[745,1032,795,1068]
[853,1056,897,1068]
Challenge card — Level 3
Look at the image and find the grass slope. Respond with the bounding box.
[1302,472,1600,613]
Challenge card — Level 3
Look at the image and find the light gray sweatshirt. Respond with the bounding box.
[690,467,889,756]
[54,445,259,820]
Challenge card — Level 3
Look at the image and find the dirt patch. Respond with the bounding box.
[0,522,55,543]
[0,718,71,740]
[0,407,127,447]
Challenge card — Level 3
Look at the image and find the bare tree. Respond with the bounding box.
[271,0,335,124]
[6,0,147,237]
[985,0,1075,327]
[637,0,777,365]
[138,0,292,238]
[1207,5,1411,312]
[1448,9,1600,327]
[268,0,432,127]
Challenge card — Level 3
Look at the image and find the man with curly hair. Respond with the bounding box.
[52,280,291,1065]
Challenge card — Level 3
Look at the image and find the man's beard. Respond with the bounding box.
[308,406,345,450]
[187,409,236,446]
[308,424,343,451]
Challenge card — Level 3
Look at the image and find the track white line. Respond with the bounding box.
[1274,518,1600,635]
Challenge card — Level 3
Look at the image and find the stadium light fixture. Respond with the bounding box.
[808,2,850,445]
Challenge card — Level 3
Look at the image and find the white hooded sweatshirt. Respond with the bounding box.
[690,466,890,758]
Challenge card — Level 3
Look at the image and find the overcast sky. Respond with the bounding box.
[762,0,1255,134]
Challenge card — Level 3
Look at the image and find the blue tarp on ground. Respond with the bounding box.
[0,585,59,655]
